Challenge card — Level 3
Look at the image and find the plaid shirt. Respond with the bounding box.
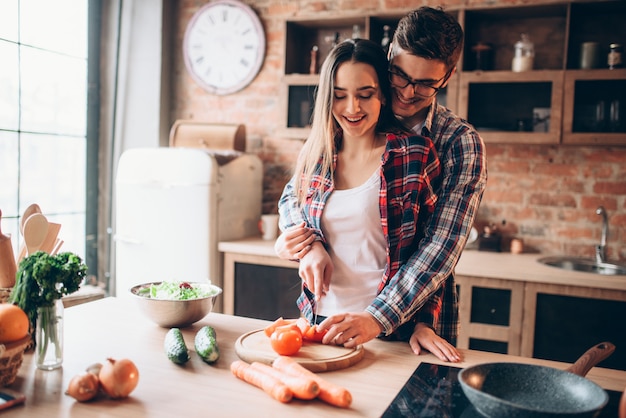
[279,101,487,343]
[369,102,487,341]
[279,131,444,338]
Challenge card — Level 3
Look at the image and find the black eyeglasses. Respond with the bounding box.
[388,67,453,98]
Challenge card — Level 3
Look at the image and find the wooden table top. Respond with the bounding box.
[4,297,626,417]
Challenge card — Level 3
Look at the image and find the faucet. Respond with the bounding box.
[595,206,608,264]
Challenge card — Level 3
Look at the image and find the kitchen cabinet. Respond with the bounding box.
[457,70,563,144]
[522,282,626,371]
[457,274,626,371]
[456,275,525,355]
[219,238,301,318]
[562,69,626,144]
[233,263,301,320]
[458,0,626,145]
[279,1,626,146]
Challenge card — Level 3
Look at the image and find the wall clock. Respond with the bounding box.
[183,0,266,95]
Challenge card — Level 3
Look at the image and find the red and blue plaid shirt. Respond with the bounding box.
[279,101,487,343]
[280,130,444,339]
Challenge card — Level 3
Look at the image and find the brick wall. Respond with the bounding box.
[171,0,625,261]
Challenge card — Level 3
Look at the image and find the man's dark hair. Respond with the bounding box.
[391,6,464,70]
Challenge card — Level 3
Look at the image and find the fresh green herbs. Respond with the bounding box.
[10,251,88,329]
[137,281,218,301]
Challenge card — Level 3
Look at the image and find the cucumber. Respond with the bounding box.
[164,328,190,364]
[195,325,219,364]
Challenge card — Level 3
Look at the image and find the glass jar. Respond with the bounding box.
[471,42,494,71]
[36,299,64,370]
[608,43,623,69]
[512,33,534,72]
[579,41,600,69]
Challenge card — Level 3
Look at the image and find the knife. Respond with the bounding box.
[312,295,319,326]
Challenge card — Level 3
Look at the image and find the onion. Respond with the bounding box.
[98,357,139,399]
[65,372,100,402]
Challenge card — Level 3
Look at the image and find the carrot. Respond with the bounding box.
[230,360,293,403]
[250,361,320,400]
[264,317,298,337]
[272,356,352,408]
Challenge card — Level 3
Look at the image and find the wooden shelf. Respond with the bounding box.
[458,70,564,144]
[278,1,626,146]
[562,68,626,145]
[284,15,368,75]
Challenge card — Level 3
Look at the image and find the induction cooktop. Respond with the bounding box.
[381,362,621,418]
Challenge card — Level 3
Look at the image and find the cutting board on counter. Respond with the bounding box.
[234,329,364,373]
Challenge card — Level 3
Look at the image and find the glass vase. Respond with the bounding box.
[36,299,64,370]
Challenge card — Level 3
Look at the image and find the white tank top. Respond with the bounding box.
[317,169,386,316]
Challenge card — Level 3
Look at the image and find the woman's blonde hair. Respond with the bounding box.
[293,38,405,206]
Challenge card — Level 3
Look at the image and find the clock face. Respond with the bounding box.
[183,0,265,95]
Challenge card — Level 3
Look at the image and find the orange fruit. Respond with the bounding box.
[0,304,30,343]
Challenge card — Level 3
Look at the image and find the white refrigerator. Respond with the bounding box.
[114,147,262,312]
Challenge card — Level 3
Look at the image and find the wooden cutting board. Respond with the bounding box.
[234,329,364,373]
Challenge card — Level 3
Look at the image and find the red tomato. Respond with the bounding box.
[270,328,303,356]
[303,325,328,343]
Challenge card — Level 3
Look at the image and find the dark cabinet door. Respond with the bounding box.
[533,293,626,371]
[234,263,301,321]
[467,287,512,354]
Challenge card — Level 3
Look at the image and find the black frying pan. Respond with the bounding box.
[458,342,616,418]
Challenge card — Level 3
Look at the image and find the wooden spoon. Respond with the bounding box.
[39,222,61,253]
[20,203,42,235]
[0,209,18,287]
[23,213,49,256]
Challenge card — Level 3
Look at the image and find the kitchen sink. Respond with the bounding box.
[538,256,626,276]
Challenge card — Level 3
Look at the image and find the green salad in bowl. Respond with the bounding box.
[139,281,220,301]
[130,281,222,327]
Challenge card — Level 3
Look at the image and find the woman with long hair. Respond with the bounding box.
[278,38,460,362]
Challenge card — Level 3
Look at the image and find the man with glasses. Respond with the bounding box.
[384,7,487,359]
[275,7,487,362]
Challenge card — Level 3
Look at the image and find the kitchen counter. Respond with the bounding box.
[456,250,626,291]
[218,237,626,292]
[4,297,626,417]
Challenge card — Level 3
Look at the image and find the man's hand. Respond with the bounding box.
[274,222,316,260]
[409,323,462,362]
[298,241,332,301]
[318,312,383,348]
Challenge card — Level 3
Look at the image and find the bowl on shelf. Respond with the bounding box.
[129,281,222,328]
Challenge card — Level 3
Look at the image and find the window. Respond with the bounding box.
[0,1,95,269]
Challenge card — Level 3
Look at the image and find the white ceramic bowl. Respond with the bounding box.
[129,281,222,328]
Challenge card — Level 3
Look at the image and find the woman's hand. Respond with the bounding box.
[409,323,462,362]
[298,241,333,301]
[318,312,383,348]
[274,222,316,260]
